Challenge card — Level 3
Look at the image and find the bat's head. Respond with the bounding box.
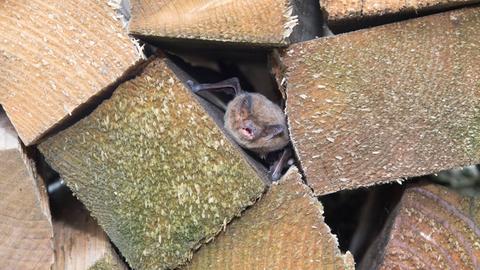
[224,93,289,155]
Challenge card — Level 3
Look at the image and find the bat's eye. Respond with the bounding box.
[241,127,255,140]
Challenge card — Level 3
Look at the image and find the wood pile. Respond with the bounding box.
[0,0,479,269]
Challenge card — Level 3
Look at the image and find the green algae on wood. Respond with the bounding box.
[360,183,480,269]
[87,254,126,270]
[39,58,267,270]
[183,167,355,270]
[282,7,480,195]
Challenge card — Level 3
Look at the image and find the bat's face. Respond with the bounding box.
[224,93,289,155]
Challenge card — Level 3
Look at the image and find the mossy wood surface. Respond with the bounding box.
[283,7,480,195]
[360,183,480,269]
[52,192,127,270]
[87,255,127,270]
[320,0,479,23]
[129,0,299,46]
[39,58,267,270]
[0,0,139,145]
[0,114,54,269]
[184,167,355,270]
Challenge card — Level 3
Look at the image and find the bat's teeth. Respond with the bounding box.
[241,128,254,140]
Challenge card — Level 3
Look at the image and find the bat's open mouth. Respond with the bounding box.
[241,127,255,140]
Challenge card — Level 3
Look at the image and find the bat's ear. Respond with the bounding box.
[239,94,252,118]
[263,124,284,140]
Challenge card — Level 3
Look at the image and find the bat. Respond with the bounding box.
[187,77,291,180]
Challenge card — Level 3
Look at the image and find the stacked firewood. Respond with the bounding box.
[0,0,479,269]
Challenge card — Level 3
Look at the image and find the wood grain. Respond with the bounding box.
[0,113,54,270]
[184,166,355,270]
[320,0,479,23]
[39,58,267,270]
[360,183,480,269]
[129,0,300,46]
[282,7,480,195]
[0,0,140,145]
[51,188,127,270]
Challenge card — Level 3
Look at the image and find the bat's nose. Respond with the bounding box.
[242,120,257,140]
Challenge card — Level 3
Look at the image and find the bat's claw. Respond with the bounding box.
[269,148,292,181]
[186,80,196,90]
[187,80,205,93]
[270,168,282,181]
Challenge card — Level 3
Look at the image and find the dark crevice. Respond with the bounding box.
[166,49,283,103]
[133,34,287,51]
[289,0,325,42]
[428,165,480,197]
[319,182,405,264]
[164,49,295,183]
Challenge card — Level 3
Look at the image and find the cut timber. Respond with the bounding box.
[360,183,480,269]
[51,187,127,270]
[39,58,267,270]
[320,0,479,23]
[282,7,480,195]
[0,113,54,269]
[0,0,140,145]
[129,0,321,46]
[184,166,355,270]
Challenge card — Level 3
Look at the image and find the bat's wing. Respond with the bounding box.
[187,77,243,96]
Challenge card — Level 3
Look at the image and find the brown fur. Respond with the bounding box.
[224,93,289,156]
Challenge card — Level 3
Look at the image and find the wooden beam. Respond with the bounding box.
[51,186,128,270]
[0,113,54,269]
[281,7,480,195]
[183,166,355,270]
[360,183,480,269]
[129,0,322,46]
[0,0,141,145]
[39,57,267,270]
[320,0,479,23]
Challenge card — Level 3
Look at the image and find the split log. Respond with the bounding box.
[184,166,355,270]
[281,7,480,195]
[0,0,141,145]
[39,58,268,270]
[320,0,479,23]
[51,186,128,270]
[129,0,322,46]
[360,182,480,269]
[0,113,54,269]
